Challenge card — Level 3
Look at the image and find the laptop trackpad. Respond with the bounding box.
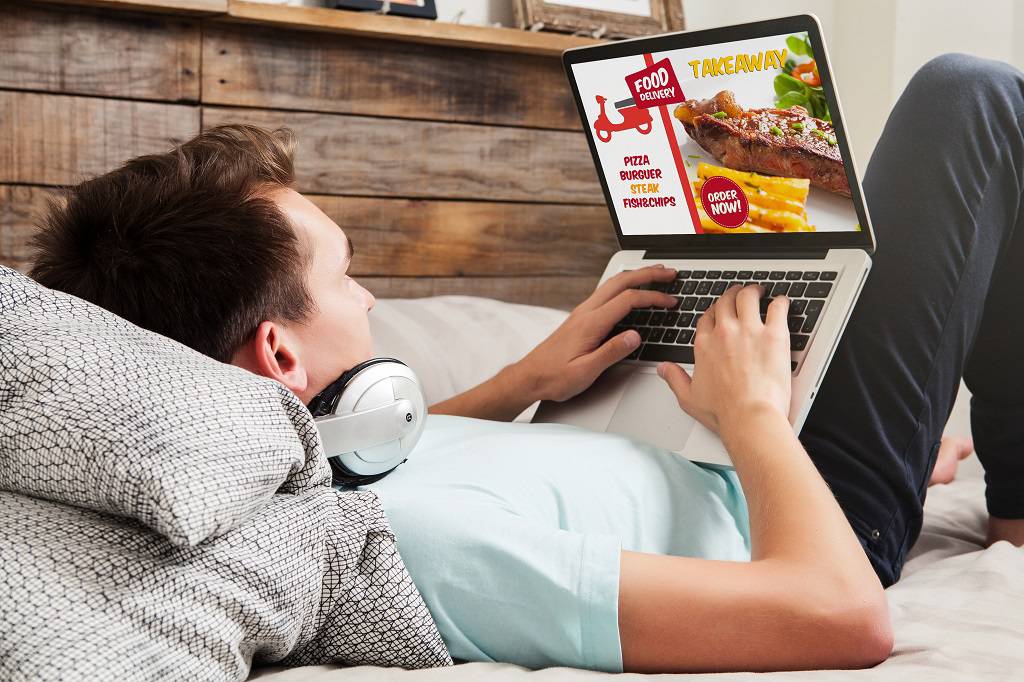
[606,372,695,451]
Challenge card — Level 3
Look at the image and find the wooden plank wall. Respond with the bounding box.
[0,0,616,308]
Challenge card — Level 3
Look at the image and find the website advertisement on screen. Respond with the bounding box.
[571,32,861,237]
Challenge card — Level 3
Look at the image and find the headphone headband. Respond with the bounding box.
[308,357,405,418]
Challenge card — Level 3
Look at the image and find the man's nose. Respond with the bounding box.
[364,287,376,311]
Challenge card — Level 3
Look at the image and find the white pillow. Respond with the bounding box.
[368,296,567,406]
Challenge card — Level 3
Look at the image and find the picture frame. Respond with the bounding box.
[335,0,438,20]
[514,0,684,39]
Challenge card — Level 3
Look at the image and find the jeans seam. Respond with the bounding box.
[1016,109,1024,199]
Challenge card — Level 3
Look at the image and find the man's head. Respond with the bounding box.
[30,124,375,404]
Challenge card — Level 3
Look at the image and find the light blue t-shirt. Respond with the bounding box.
[362,415,750,672]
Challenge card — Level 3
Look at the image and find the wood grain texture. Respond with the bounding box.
[517,0,683,38]
[311,195,616,277]
[0,185,56,267]
[0,91,200,185]
[41,0,227,15]
[0,1,201,102]
[1,0,614,308]
[664,0,686,33]
[0,260,31,274]
[0,186,615,282]
[203,23,579,130]
[358,276,597,310]
[224,0,601,57]
[0,184,602,307]
[202,106,603,204]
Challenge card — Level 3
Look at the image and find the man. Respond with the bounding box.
[29,53,1023,673]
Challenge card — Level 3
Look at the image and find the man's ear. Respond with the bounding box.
[232,321,309,396]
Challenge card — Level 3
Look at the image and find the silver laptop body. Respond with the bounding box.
[532,15,875,469]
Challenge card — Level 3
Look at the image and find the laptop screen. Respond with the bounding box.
[569,29,861,238]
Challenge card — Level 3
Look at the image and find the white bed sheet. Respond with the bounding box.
[252,296,1022,682]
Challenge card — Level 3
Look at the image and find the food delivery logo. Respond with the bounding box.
[592,57,687,143]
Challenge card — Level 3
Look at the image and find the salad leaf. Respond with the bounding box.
[776,90,807,110]
[774,73,807,96]
[772,77,832,121]
[786,35,808,56]
[774,33,830,120]
[807,90,831,121]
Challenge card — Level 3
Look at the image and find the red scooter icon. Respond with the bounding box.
[593,95,654,143]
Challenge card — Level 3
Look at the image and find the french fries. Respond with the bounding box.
[696,205,773,233]
[693,162,815,232]
[694,180,804,213]
[697,162,810,201]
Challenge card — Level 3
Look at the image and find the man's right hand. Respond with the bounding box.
[656,284,792,438]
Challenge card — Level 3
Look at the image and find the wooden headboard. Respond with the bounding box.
[0,0,619,310]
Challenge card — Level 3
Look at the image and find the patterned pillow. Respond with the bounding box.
[0,266,330,546]
[0,488,453,680]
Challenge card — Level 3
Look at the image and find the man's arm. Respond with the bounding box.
[429,265,678,420]
[426,362,542,423]
[618,285,892,673]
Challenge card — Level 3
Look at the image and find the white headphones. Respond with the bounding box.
[307,358,427,487]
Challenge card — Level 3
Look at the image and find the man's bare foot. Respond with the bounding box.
[928,435,974,486]
[988,516,1024,547]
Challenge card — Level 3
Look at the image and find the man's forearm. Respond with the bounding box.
[428,362,541,422]
[721,405,880,582]
[618,405,892,673]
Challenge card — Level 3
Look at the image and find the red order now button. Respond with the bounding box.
[625,57,686,109]
[700,176,749,229]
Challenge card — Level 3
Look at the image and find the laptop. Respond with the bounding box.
[532,15,875,469]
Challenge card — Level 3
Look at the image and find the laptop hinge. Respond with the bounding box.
[643,249,829,260]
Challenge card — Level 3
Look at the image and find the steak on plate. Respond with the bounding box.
[674,91,851,197]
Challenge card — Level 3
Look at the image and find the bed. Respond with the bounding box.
[252,295,1023,682]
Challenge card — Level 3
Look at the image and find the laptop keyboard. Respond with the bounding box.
[611,269,838,372]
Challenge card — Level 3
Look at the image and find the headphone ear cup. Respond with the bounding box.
[311,358,425,488]
[329,458,407,488]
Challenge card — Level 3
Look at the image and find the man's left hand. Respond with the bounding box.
[514,265,677,403]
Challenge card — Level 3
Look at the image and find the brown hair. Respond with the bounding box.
[30,124,314,363]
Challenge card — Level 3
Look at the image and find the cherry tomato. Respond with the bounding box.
[793,60,821,87]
